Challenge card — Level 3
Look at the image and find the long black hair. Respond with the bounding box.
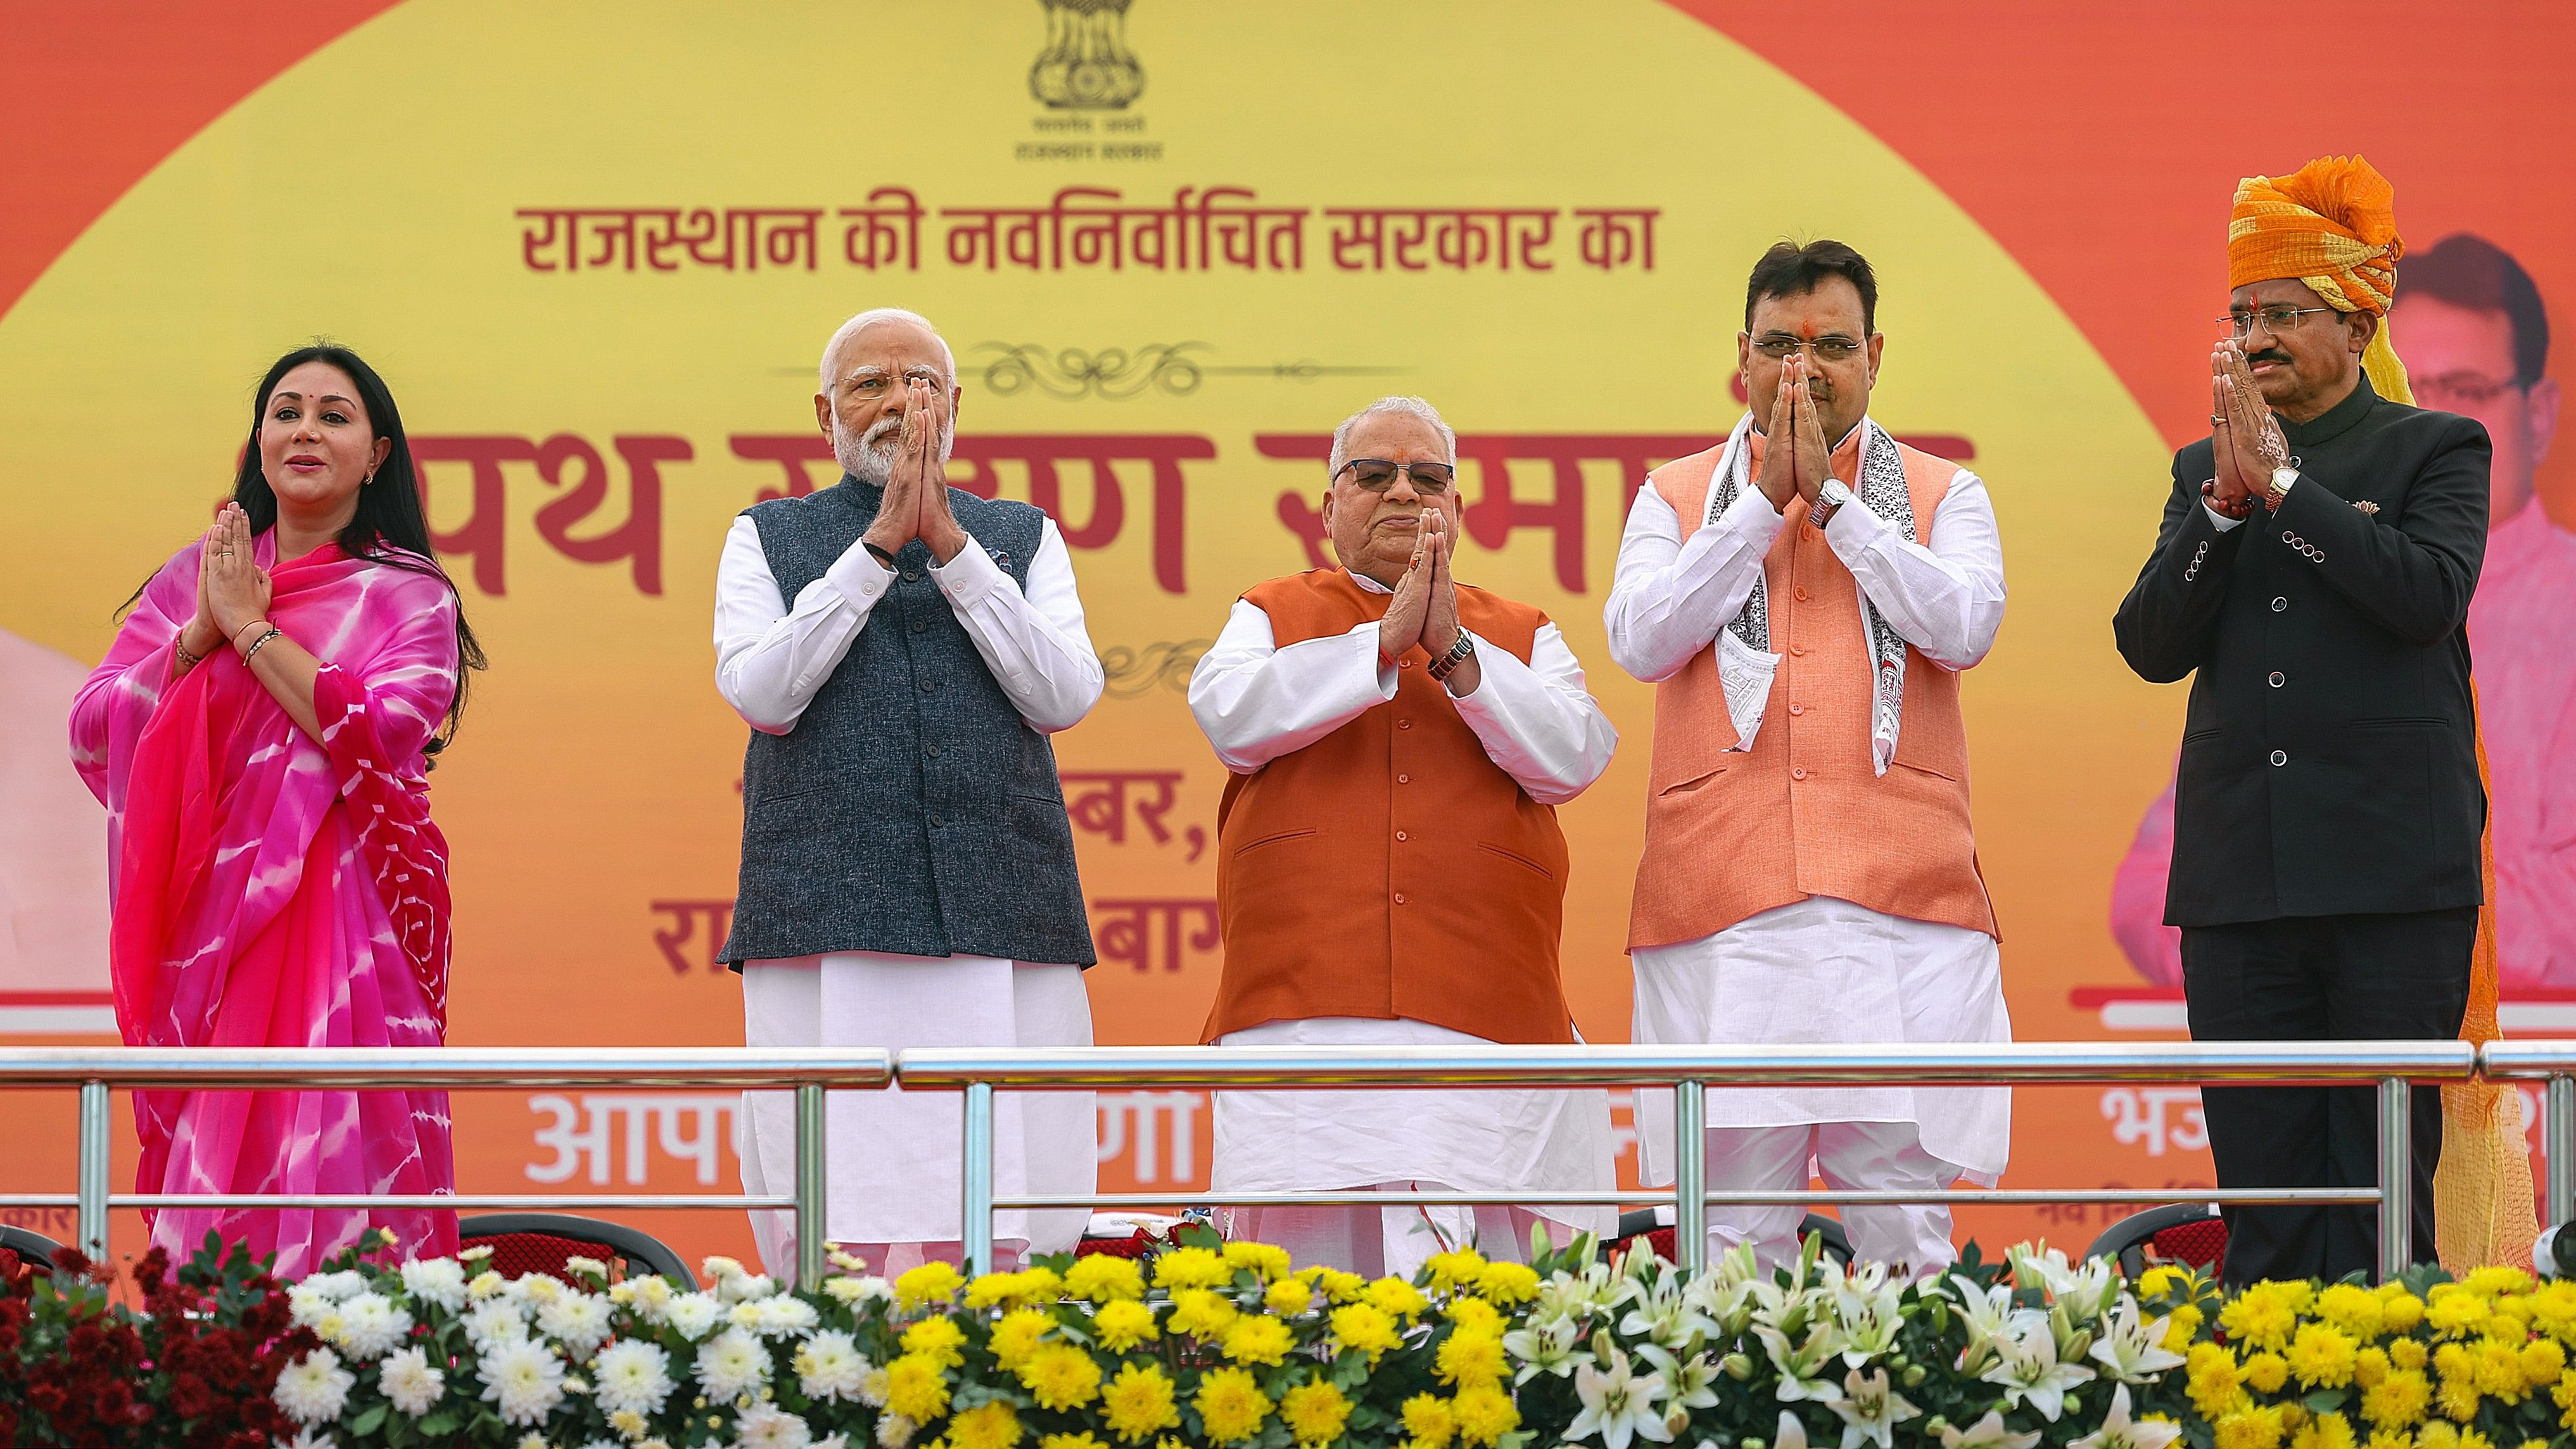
[232,343,487,756]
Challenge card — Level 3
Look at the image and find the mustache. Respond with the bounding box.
[2245,350,2292,367]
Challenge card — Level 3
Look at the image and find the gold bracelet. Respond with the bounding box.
[232,617,272,650]
[239,626,285,665]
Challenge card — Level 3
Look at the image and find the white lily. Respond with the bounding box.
[1824,1368,1922,1449]
[2005,1244,2078,1301]
[1535,1260,1623,1325]
[1939,1410,2042,1449]
[1504,1314,1585,1384]
[1832,1280,1907,1367]
[1945,1279,2046,1376]
[1981,1319,2095,1423]
[1620,1265,1722,1353]
[2068,1384,2183,1449]
[1635,1346,1722,1411]
[1754,1321,1848,1404]
[1570,1343,1675,1449]
[2086,1298,2186,1384]
[1772,1410,1811,1449]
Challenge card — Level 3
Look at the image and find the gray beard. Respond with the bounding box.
[834,419,956,486]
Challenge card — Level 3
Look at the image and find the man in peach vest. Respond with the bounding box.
[1190,395,1619,1277]
[1605,241,2010,1273]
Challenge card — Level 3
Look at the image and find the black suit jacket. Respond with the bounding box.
[2112,376,2491,927]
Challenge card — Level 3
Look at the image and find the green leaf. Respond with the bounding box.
[2300,1390,2347,1413]
[352,1402,389,1436]
[418,1412,458,1437]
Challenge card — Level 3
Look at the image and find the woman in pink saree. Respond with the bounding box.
[70,345,484,1274]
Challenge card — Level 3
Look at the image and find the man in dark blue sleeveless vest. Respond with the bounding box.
[712,308,1103,1277]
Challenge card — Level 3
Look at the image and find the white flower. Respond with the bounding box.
[1754,1322,1848,1405]
[626,1274,676,1320]
[307,1269,369,1302]
[828,1250,870,1273]
[2086,1298,2186,1384]
[378,1345,447,1416]
[817,1437,852,1449]
[1570,1343,1674,1449]
[592,1339,678,1416]
[399,1258,470,1312]
[1504,1314,1585,1384]
[795,1330,872,1401]
[1617,1261,1722,1353]
[859,1364,893,1407]
[513,1274,564,1308]
[1981,1320,2095,1423]
[467,1269,509,1300]
[536,1289,616,1357]
[477,1338,570,1426]
[1823,1368,1922,1449]
[2069,1384,2184,1449]
[273,1347,357,1424]
[515,1434,549,1449]
[330,1292,413,1360]
[824,1274,892,1305]
[695,1326,772,1400]
[1637,1348,1721,1412]
[719,1271,779,1304]
[1831,1279,1907,1367]
[754,1294,820,1336]
[562,1255,611,1281]
[287,1284,337,1330]
[464,1299,531,1351]
[737,1403,816,1449]
[664,1291,725,1341]
[458,1243,495,1263]
[877,1412,920,1449]
[703,1255,747,1282]
[279,1430,338,1449]
[1945,1278,2048,1376]
[1939,1411,2042,1449]
[608,1408,653,1440]
[1772,1410,1811,1449]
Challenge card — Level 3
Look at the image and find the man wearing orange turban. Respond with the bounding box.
[2114,156,2501,1282]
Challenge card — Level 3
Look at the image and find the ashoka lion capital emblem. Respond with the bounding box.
[1030,0,1145,110]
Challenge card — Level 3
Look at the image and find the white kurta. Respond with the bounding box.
[1603,421,2012,1184]
[713,505,1105,1272]
[1191,572,1621,1262]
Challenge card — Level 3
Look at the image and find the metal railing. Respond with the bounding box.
[0,1039,2542,1285]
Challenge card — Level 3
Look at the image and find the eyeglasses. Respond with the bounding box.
[2218,306,2338,338]
[1749,334,1866,361]
[1335,459,1457,495]
[2412,370,2530,408]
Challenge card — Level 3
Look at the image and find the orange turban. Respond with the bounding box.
[2226,155,2413,403]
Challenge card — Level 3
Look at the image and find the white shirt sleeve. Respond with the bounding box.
[713,514,1103,736]
[2205,501,2249,532]
[1187,602,1394,773]
[927,518,1104,733]
[1602,481,1787,683]
[1449,623,1618,805]
[1822,469,2009,671]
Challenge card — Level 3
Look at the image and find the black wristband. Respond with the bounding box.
[863,541,898,571]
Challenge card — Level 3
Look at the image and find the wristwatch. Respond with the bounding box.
[1810,478,1856,528]
[1426,629,1476,683]
[2265,465,2299,509]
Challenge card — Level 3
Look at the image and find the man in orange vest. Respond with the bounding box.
[1190,395,1620,1276]
[1605,241,2011,1274]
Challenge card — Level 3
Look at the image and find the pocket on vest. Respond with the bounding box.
[1476,842,1556,880]
[1004,792,1078,863]
[1656,764,1729,797]
[1231,826,1319,857]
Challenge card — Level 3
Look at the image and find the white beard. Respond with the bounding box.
[834,414,955,486]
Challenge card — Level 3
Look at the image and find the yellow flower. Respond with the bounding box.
[1402,1393,1457,1449]
[898,1261,966,1308]
[1366,1277,1431,1322]
[2526,1283,2576,1341]
[2359,1379,2421,1431]
[1331,1303,1404,1364]
[2354,1348,2391,1390]
[2466,1268,2534,1300]
[1017,1267,1065,1305]
[886,1353,953,1423]
[968,1271,1027,1310]
[1019,1344,1105,1412]
[2362,1432,2411,1449]
[1436,1327,1508,1389]
[2289,1324,2361,1390]
[1445,1298,1504,1337]
[951,1402,1025,1449]
[2216,1405,2288,1449]
[1279,1380,1354,1446]
[2190,1343,2248,1421]
[2140,1265,2188,1300]
[2391,1339,2430,1372]
[1266,1278,1317,1316]
[2165,1305,2207,1352]
[1168,1289,1240,1341]
[2474,1338,2531,1400]
[1222,1241,1294,1282]
[2382,1294,2428,1334]
[2291,1411,2357,1449]
[1065,1255,1147,1304]
[2318,1285,2388,1341]
[2223,1286,2304,1355]
[1425,1250,1488,1294]
[2419,1424,2461,1449]
[2427,1293,2492,1340]
[1102,1362,1183,1445]
[2523,1338,2567,1389]
[990,1308,1055,1371]
[2555,1370,2576,1432]
[609,1408,649,1438]
[1309,1269,1368,1305]
[904,1315,970,1370]
[1042,1436,1110,1449]
[2247,1352,2292,1395]
[1094,1299,1161,1352]
[1193,1366,1274,1445]
[2437,1373,2482,1422]
[1221,1314,1295,1367]
[1452,1384,1520,1448]
[1153,1247,1233,1291]
[1473,1262,1541,1306]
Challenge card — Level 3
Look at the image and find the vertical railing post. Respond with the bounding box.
[794,1082,827,1289]
[2548,1075,2575,1229]
[77,1080,110,1263]
[1673,1078,1706,1277]
[963,1081,996,1276]
[2377,1075,2413,1282]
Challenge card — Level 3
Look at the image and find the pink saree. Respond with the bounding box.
[70,533,461,1274]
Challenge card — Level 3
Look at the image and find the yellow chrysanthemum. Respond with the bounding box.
[2526,1284,2576,1341]
[1402,1393,1457,1449]
[2356,1348,2392,1390]
[1065,1255,1147,1304]
[1019,1344,1105,1412]
[2418,1422,2462,1449]
[990,1308,1055,1371]
[1094,1299,1161,1352]
[1279,1380,1354,1447]
[2223,1287,2303,1355]
[1366,1277,1431,1322]
[2472,1338,2529,1401]
[2140,1265,2188,1300]
[1193,1366,1274,1445]
[1473,1262,1541,1306]
[886,1353,953,1423]
[2351,1385,2412,1439]
[2466,1267,2535,1300]
[1221,1314,1295,1367]
[904,1315,971,1370]
[2456,1429,2496,1449]
[897,1261,966,1308]
[2289,1324,2361,1390]
[951,1402,1025,1449]
[2437,1373,2484,1422]
[1424,1250,1488,1294]
[1016,1267,1065,1305]
[2555,1371,2576,1433]
[2216,1405,2288,1449]
[1452,1384,1520,1448]
[609,1408,649,1438]
[1153,1247,1233,1291]
[1435,1327,1508,1389]
[2190,1343,2249,1420]
[1168,1289,1240,1341]
[2427,1293,2492,1340]
[2382,1294,2428,1334]
[1222,1241,1294,1283]
[1310,1269,1369,1305]
[2290,1410,2357,1449]
[1445,1297,1504,1337]
[1101,1362,1183,1445]
[2391,1339,2430,1372]
[2165,1305,2207,1352]
[2362,1433,2411,1449]
[1042,1435,1110,1449]
[2317,1285,2388,1341]
[1266,1278,1317,1317]
[2247,1352,2292,1395]
[967,1271,1027,1310]
[1331,1302,1404,1364]
[2532,1341,2575,1395]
